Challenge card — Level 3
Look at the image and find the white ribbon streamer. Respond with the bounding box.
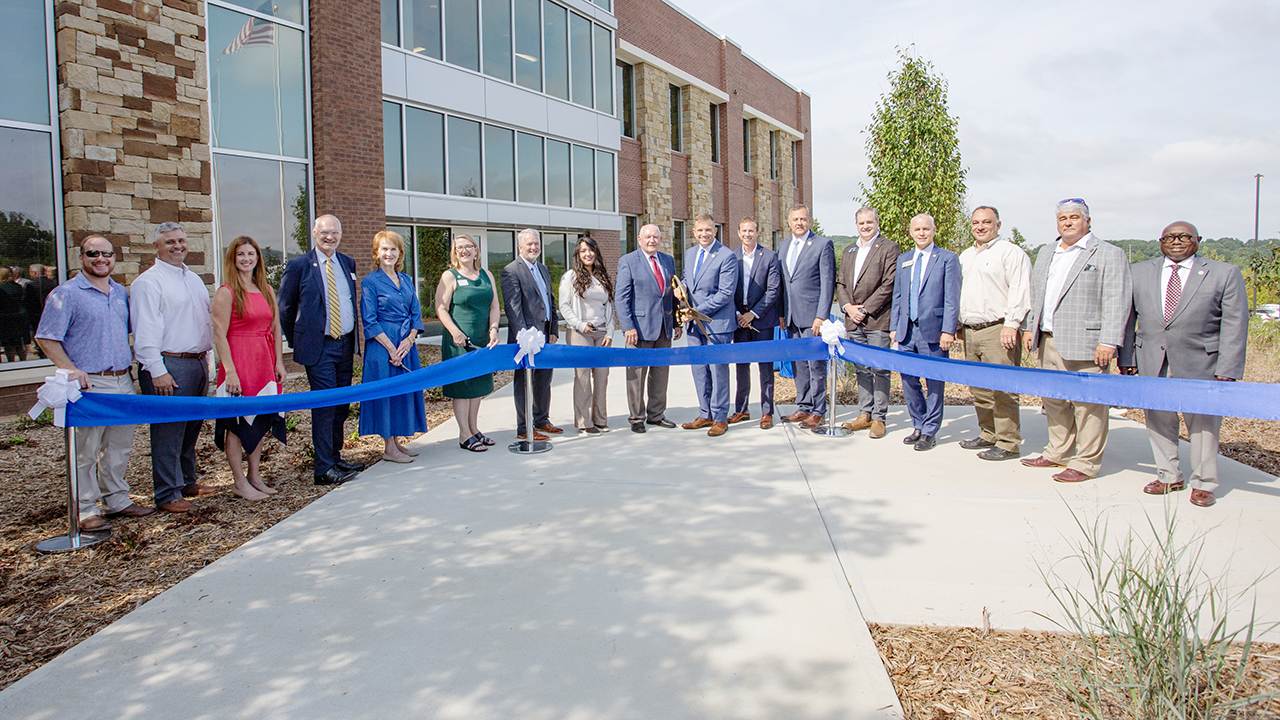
[513,326,545,367]
[29,368,82,428]
[819,319,846,359]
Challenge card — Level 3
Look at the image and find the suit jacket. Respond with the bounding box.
[1023,235,1132,362]
[777,231,836,328]
[682,240,738,336]
[734,245,782,329]
[889,245,961,343]
[835,233,898,333]
[615,249,676,342]
[278,249,359,367]
[1119,255,1248,381]
[500,257,559,342]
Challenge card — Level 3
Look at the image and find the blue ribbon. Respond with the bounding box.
[64,337,1280,426]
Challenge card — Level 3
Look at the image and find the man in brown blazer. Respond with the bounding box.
[835,207,899,438]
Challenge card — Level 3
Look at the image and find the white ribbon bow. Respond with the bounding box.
[29,368,82,428]
[819,319,846,359]
[513,327,545,368]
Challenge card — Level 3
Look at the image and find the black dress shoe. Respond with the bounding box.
[646,418,676,429]
[630,422,647,433]
[336,460,365,473]
[978,447,1020,461]
[902,429,922,445]
[315,467,357,486]
[913,435,937,451]
[959,436,996,450]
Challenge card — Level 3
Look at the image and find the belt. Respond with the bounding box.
[1040,331,1053,337]
[161,351,207,359]
[89,368,131,376]
[963,318,1005,331]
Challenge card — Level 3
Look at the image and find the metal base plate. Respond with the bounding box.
[36,530,112,554]
[508,440,553,454]
[812,425,853,437]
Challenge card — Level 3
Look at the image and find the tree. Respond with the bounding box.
[810,217,825,237]
[1010,227,1034,253]
[860,47,968,251]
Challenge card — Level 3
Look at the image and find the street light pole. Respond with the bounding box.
[1254,173,1263,310]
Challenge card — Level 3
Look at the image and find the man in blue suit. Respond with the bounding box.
[278,214,364,485]
[777,205,836,429]
[890,213,961,451]
[615,223,681,434]
[728,217,782,430]
[677,214,739,437]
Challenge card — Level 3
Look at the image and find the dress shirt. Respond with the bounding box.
[958,236,1032,327]
[523,256,551,321]
[741,245,758,304]
[852,236,874,286]
[786,234,805,274]
[693,246,708,282]
[1161,255,1194,300]
[1040,233,1091,333]
[316,248,355,335]
[35,273,133,373]
[912,244,934,277]
[130,260,213,377]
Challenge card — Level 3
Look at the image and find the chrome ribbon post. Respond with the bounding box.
[812,320,851,438]
[33,371,112,551]
[508,328,552,455]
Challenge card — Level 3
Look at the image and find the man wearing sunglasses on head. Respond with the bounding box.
[1021,199,1132,483]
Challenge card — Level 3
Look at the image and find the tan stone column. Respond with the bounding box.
[634,63,673,253]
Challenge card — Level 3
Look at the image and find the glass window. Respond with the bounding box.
[617,61,633,138]
[488,229,515,309]
[481,0,512,81]
[406,107,445,193]
[209,5,308,158]
[670,85,682,152]
[513,0,541,91]
[405,0,442,58]
[381,0,399,45]
[213,154,310,282]
[220,0,303,24]
[0,0,50,125]
[571,144,594,209]
[742,118,751,172]
[447,116,482,197]
[484,125,515,201]
[595,150,614,212]
[445,0,480,71]
[0,127,57,270]
[593,25,612,114]
[416,226,450,318]
[383,102,403,189]
[623,216,637,255]
[568,14,592,107]
[672,220,684,276]
[592,0,611,11]
[545,139,570,207]
[543,232,567,296]
[710,104,720,163]
[769,130,778,180]
[543,1,568,101]
[516,132,544,204]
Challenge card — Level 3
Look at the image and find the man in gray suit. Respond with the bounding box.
[778,205,836,429]
[1119,221,1247,507]
[835,207,898,438]
[1021,199,1132,482]
[615,223,682,433]
[501,228,560,440]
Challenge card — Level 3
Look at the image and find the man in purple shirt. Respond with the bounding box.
[36,235,153,531]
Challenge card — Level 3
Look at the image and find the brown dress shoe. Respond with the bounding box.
[800,414,823,430]
[1143,478,1186,495]
[517,431,550,441]
[707,422,727,437]
[105,502,156,518]
[727,412,750,424]
[182,484,216,497]
[868,420,886,439]
[158,498,194,513]
[1190,489,1216,507]
[1052,468,1091,483]
[1020,455,1063,469]
[536,423,563,434]
[682,417,714,430]
[760,415,774,430]
[843,414,872,431]
[782,411,809,423]
[79,515,112,532]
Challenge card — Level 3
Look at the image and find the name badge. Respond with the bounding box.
[350,272,356,280]
[458,279,469,286]
[902,259,915,268]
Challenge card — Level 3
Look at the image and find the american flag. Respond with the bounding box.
[222,2,276,55]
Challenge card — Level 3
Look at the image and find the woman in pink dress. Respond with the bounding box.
[211,236,287,501]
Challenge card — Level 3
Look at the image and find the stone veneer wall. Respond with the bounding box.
[633,63,673,253]
[681,86,713,222]
[56,0,213,283]
[749,120,775,246]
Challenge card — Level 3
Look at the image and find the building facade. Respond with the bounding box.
[0,0,810,412]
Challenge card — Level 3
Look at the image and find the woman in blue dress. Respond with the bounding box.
[359,230,427,463]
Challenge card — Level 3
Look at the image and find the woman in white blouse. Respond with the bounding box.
[558,234,615,434]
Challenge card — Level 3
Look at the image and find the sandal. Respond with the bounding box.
[459,434,488,452]
[476,432,496,446]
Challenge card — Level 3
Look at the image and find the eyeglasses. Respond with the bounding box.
[1058,198,1086,205]
[1160,233,1197,243]
[82,250,115,258]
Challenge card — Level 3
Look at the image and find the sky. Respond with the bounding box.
[668,0,1280,244]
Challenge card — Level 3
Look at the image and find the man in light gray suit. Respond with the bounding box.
[1021,199,1132,482]
[778,205,836,429]
[1119,221,1247,507]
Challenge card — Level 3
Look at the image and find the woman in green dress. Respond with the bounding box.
[435,233,501,452]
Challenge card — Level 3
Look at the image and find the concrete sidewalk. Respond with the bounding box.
[3,352,1279,719]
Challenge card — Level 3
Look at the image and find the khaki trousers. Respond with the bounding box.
[76,373,137,517]
[626,334,671,424]
[567,328,610,429]
[1038,335,1109,477]
[964,324,1022,452]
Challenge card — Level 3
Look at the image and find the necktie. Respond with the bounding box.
[325,257,341,337]
[909,251,922,322]
[693,248,705,283]
[650,255,665,293]
[530,263,550,321]
[1164,262,1182,323]
[787,236,803,275]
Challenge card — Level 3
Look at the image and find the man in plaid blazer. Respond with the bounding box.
[1020,199,1133,482]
